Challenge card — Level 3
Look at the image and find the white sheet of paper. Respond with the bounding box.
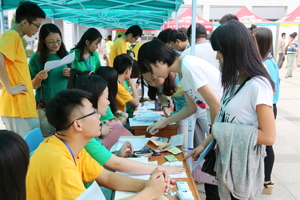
[115,137,150,151]
[44,51,75,71]
[114,191,137,200]
[137,101,155,110]
[76,181,106,200]
[129,118,176,127]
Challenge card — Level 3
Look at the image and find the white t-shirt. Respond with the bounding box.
[182,40,220,70]
[178,55,223,109]
[218,76,273,127]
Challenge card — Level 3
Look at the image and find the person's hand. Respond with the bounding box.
[101,120,111,125]
[37,70,49,80]
[63,68,71,77]
[146,119,168,135]
[128,79,136,88]
[114,110,128,118]
[115,141,134,157]
[183,144,205,161]
[101,124,113,136]
[162,107,171,117]
[144,167,168,197]
[103,54,108,61]
[7,83,28,95]
[162,165,185,174]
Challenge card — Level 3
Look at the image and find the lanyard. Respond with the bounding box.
[95,137,99,142]
[57,137,77,166]
[82,52,92,71]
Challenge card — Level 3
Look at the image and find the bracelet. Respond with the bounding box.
[119,116,127,120]
[162,106,169,110]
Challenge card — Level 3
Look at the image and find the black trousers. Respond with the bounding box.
[277,53,285,69]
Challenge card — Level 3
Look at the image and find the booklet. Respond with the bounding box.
[76,181,106,200]
[44,51,75,71]
[192,138,216,172]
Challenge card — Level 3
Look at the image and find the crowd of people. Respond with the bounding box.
[0,2,284,200]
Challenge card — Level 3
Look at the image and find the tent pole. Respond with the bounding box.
[77,19,80,42]
[167,11,169,28]
[51,9,55,24]
[187,0,197,171]
[0,0,5,34]
[175,11,178,29]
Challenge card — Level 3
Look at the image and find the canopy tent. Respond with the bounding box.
[163,6,213,31]
[278,6,300,22]
[236,6,272,23]
[0,0,183,31]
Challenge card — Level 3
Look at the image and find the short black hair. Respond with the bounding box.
[46,89,92,131]
[127,50,135,58]
[0,130,29,200]
[157,29,173,43]
[290,32,297,39]
[125,25,143,37]
[168,29,188,43]
[113,54,133,74]
[16,1,46,24]
[187,23,207,39]
[178,27,188,36]
[219,14,238,25]
[67,69,108,109]
[281,32,286,37]
[138,39,179,74]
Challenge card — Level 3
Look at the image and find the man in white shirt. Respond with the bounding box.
[277,32,286,70]
[182,23,219,70]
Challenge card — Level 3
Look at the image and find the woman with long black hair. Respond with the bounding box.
[29,23,70,136]
[252,27,280,195]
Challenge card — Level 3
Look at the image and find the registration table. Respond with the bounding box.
[129,118,178,140]
[111,147,201,200]
[148,149,201,200]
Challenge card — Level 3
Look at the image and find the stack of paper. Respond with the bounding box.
[76,181,106,200]
[115,137,150,151]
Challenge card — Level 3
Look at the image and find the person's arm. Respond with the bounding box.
[256,104,276,145]
[105,154,185,174]
[96,167,168,198]
[31,70,49,89]
[197,84,220,126]
[0,53,28,95]
[147,93,197,135]
[282,44,285,53]
[127,79,139,108]
[158,93,171,116]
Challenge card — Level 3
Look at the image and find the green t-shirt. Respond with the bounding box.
[84,138,113,188]
[29,52,69,102]
[124,80,135,118]
[100,105,115,121]
[70,49,101,72]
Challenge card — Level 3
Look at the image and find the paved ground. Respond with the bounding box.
[0,67,299,200]
[196,69,300,200]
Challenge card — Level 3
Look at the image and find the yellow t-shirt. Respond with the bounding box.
[0,30,37,118]
[116,81,133,112]
[26,136,103,200]
[109,38,126,67]
[132,43,143,60]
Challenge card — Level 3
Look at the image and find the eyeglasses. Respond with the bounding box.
[47,40,61,46]
[67,108,98,129]
[28,20,41,29]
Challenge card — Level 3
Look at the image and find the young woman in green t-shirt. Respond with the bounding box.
[70,28,108,72]
[29,23,71,137]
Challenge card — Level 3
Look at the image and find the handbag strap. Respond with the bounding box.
[40,82,44,102]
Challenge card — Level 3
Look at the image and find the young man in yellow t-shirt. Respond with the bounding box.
[26,89,169,200]
[114,54,140,112]
[109,25,143,67]
[0,2,46,137]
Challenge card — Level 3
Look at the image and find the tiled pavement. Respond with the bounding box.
[197,69,300,200]
[0,68,299,200]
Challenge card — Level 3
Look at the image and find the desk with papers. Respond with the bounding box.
[113,149,201,200]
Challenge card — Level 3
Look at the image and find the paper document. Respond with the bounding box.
[44,52,75,71]
[137,101,155,110]
[129,118,176,127]
[115,137,150,151]
[76,181,106,200]
[192,138,216,171]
